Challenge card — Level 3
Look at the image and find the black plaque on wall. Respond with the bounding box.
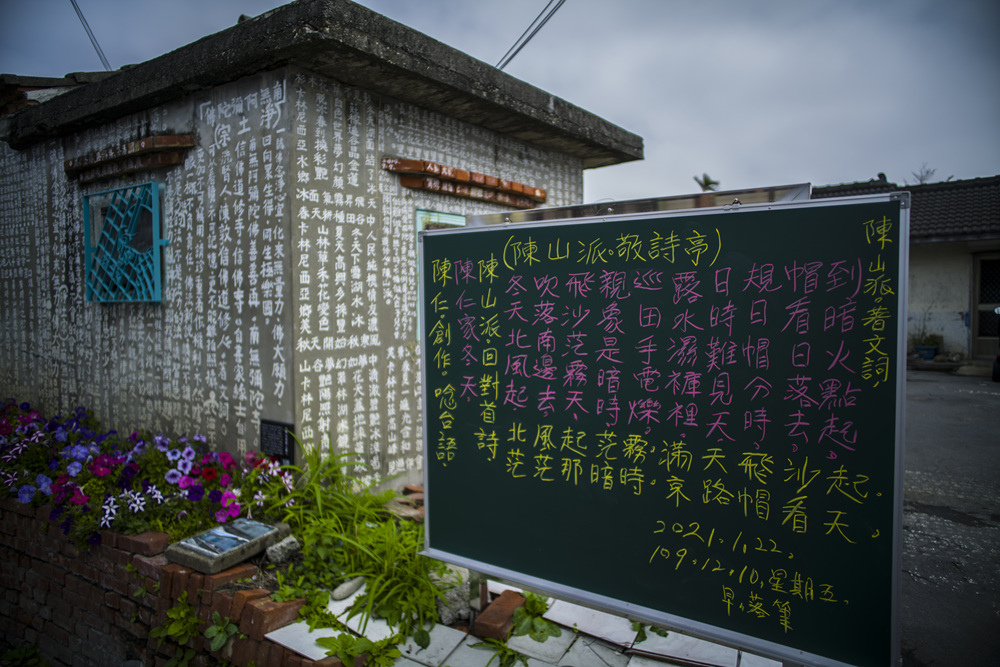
[260,419,295,466]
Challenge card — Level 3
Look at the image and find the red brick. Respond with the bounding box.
[186,572,204,603]
[254,641,272,665]
[60,540,80,558]
[210,591,234,621]
[202,562,259,592]
[118,532,170,556]
[231,636,258,665]
[100,571,130,596]
[105,590,121,610]
[119,596,138,621]
[266,643,287,667]
[100,530,119,549]
[473,590,525,640]
[160,563,191,599]
[240,597,305,641]
[231,589,270,623]
[132,553,169,580]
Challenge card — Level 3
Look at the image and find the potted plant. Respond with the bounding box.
[912,333,941,360]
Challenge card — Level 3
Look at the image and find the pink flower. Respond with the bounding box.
[218,452,236,471]
[219,473,231,488]
[178,475,195,489]
[220,491,241,519]
[70,487,90,506]
[214,509,230,523]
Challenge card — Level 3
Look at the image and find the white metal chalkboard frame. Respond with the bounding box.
[418,193,909,667]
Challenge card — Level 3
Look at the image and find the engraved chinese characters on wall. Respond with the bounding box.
[423,201,903,667]
[169,71,292,452]
[290,72,388,475]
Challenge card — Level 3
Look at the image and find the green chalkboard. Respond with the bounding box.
[420,196,906,667]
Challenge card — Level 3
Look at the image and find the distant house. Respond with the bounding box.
[0,0,641,483]
[813,174,1000,362]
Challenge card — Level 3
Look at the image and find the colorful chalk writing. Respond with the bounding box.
[422,200,905,667]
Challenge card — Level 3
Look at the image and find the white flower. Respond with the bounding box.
[100,496,119,528]
[128,494,146,514]
[147,484,164,504]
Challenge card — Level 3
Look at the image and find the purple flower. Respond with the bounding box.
[36,474,52,496]
[193,434,207,443]
[54,428,68,443]
[181,446,196,462]
[68,444,89,461]
[87,532,101,547]
[187,485,205,502]
[154,435,169,452]
[208,489,223,504]
[177,459,193,475]
[67,461,82,477]
[165,469,182,485]
[166,448,181,462]
[17,485,35,503]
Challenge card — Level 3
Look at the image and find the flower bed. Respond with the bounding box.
[0,400,291,550]
[0,399,447,667]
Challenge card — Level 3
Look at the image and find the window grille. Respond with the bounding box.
[83,182,168,303]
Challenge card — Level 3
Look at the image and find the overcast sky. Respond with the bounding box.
[2,0,998,202]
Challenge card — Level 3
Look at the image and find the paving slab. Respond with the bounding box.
[327,582,397,641]
[265,621,332,661]
[738,652,782,666]
[544,599,639,647]
[557,635,630,667]
[392,658,424,667]
[441,636,509,667]
[506,626,575,663]
[399,624,469,666]
[631,631,739,667]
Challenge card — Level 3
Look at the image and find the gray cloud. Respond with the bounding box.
[2,0,997,201]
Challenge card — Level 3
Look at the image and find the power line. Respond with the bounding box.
[496,0,567,71]
[69,0,112,71]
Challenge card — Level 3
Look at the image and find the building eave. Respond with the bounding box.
[0,0,642,169]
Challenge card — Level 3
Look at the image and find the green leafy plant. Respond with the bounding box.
[511,591,561,643]
[149,591,200,666]
[259,439,445,648]
[631,621,669,643]
[203,611,240,652]
[315,633,402,667]
[470,638,529,667]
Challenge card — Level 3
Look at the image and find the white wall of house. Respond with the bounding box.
[907,242,970,356]
[0,66,583,484]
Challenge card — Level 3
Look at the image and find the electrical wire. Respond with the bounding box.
[496,0,567,71]
[69,0,112,71]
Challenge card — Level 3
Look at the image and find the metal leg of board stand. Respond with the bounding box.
[467,569,488,612]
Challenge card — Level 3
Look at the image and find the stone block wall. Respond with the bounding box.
[0,497,327,667]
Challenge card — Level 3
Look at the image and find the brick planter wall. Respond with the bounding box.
[0,497,332,667]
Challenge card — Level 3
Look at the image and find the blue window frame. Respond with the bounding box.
[83,182,169,303]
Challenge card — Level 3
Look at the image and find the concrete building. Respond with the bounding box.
[0,0,641,483]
